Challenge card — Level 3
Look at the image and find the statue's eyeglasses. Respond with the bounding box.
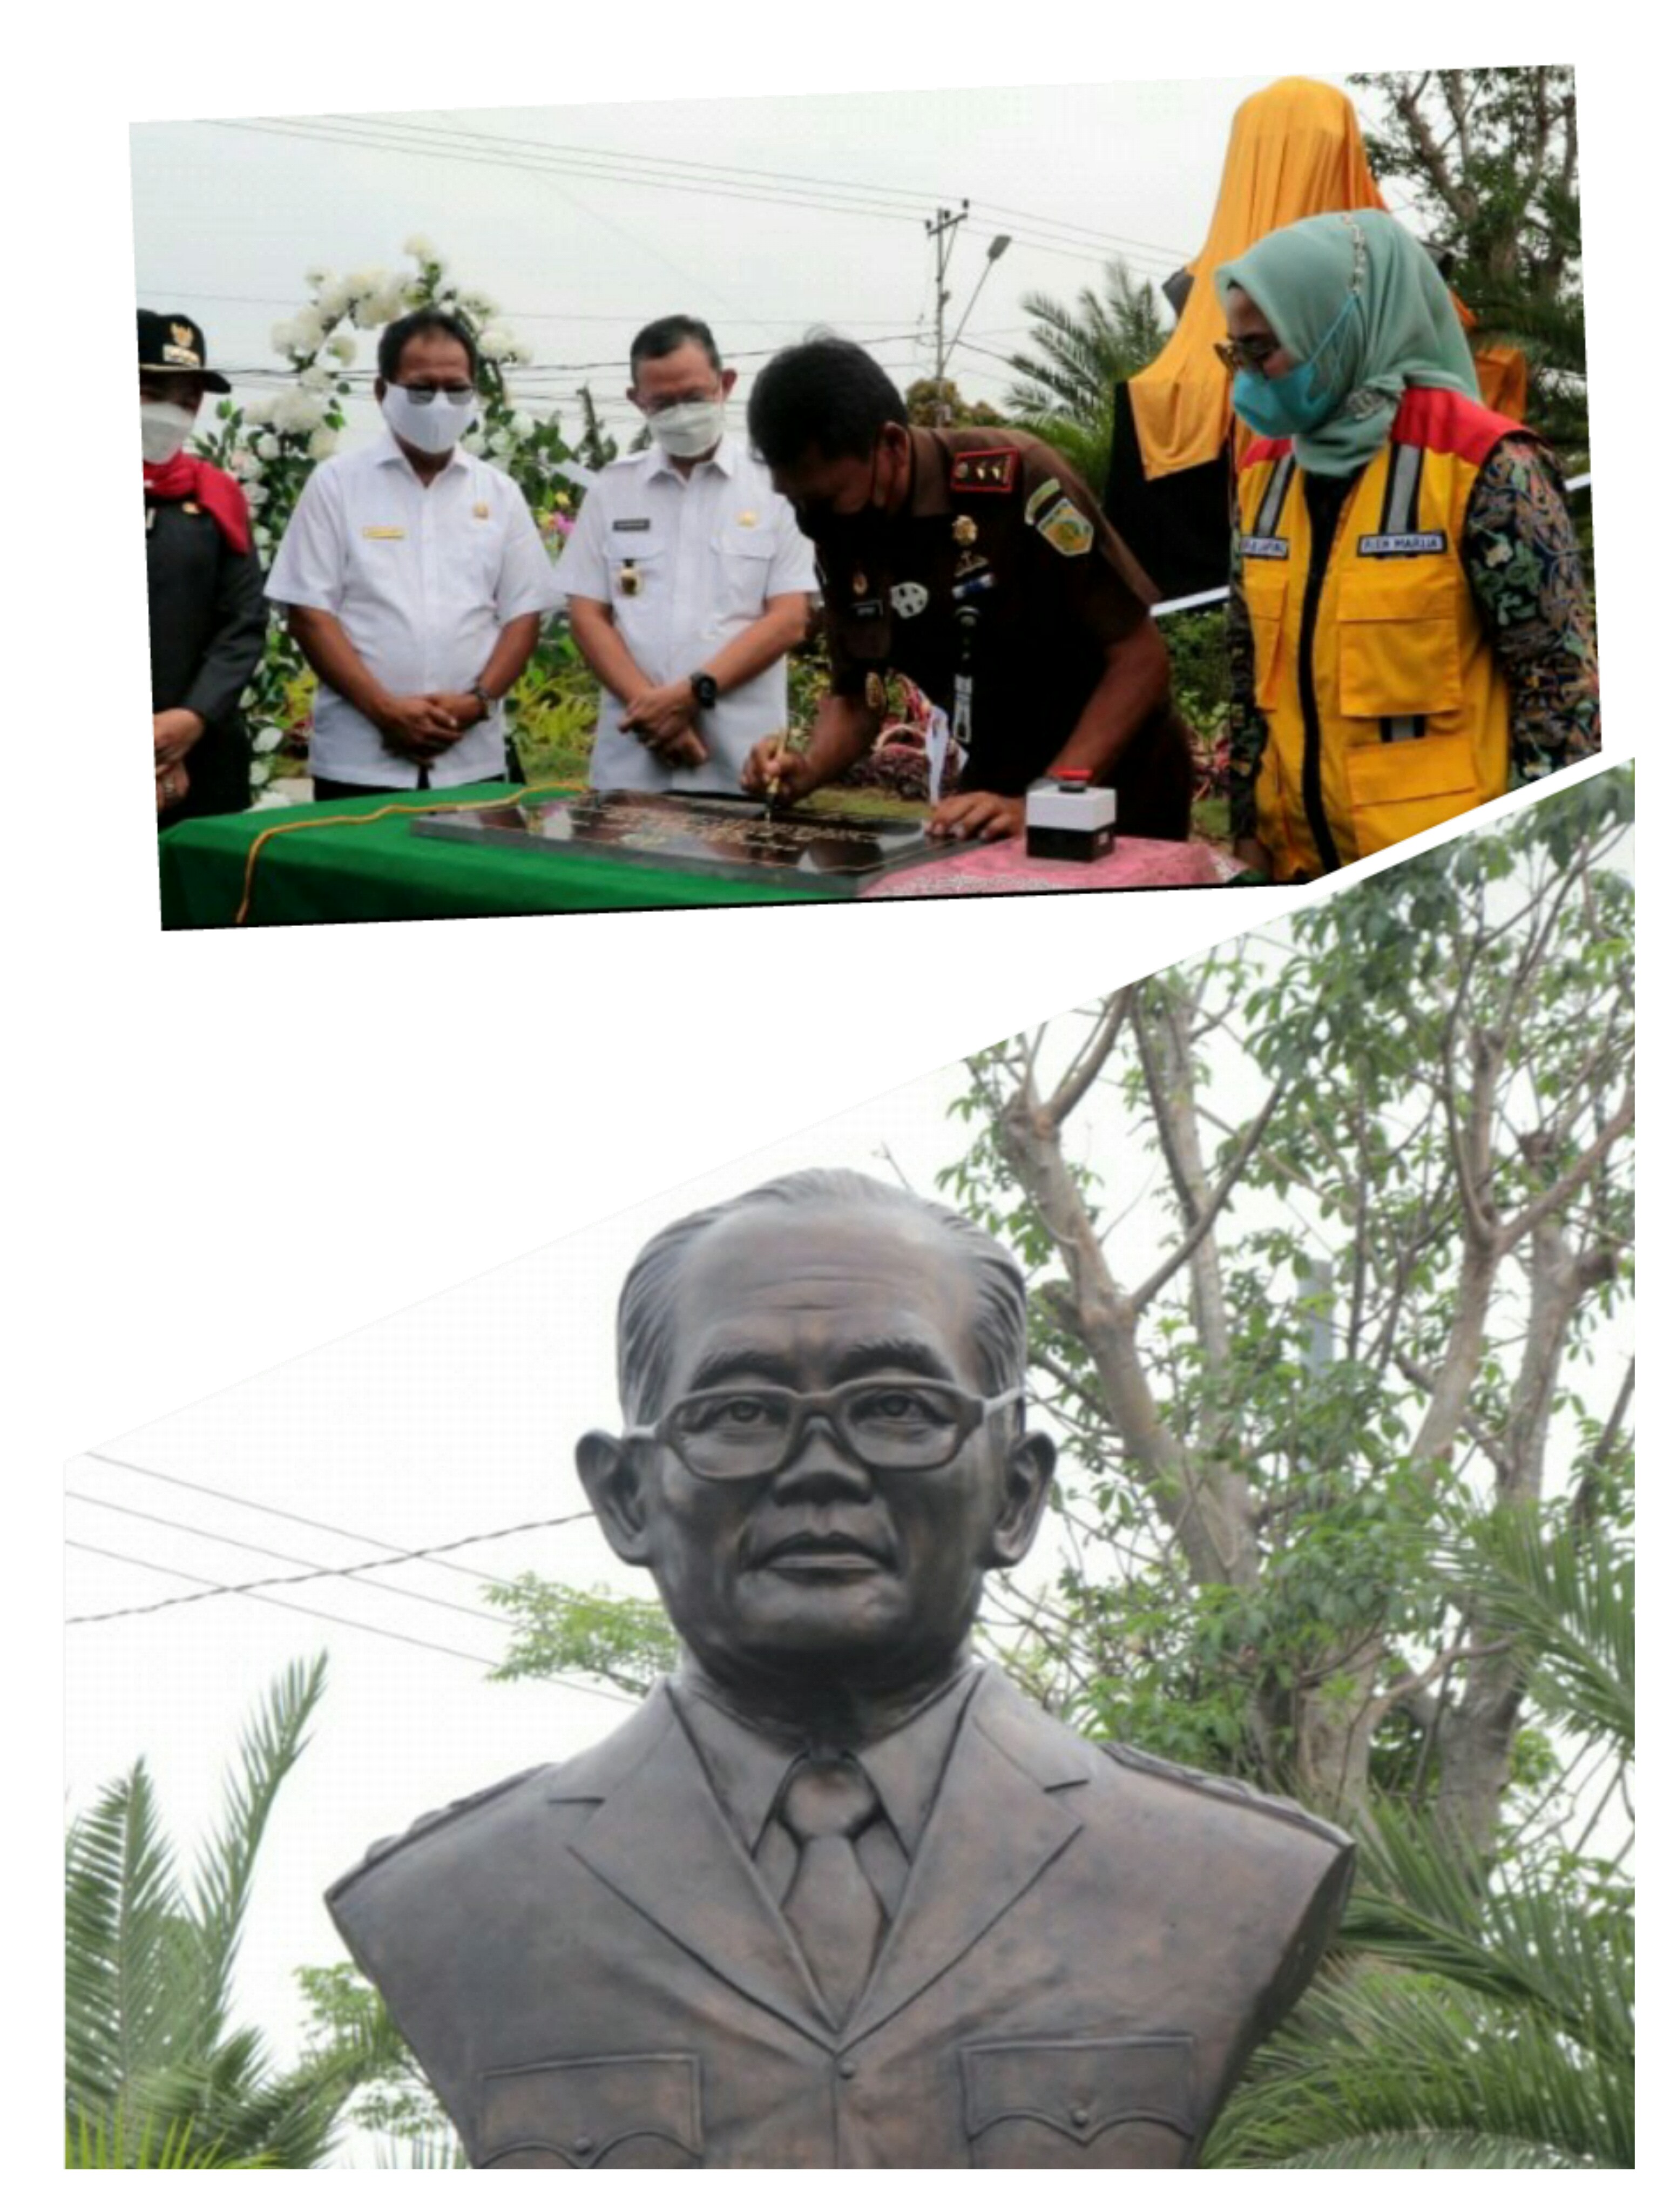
[624,1378,1025,1483]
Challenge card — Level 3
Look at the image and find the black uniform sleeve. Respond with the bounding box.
[181,538,269,730]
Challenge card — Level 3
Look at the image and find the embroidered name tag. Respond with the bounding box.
[362,525,405,539]
[1357,531,1448,558]
[612,517,652,532]
[1239,535,1289,560]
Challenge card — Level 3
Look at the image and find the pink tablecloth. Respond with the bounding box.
[861,835,1239,899]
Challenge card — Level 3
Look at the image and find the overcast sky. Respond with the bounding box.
[130,73,1375,455]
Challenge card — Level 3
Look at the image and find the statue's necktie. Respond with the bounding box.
[776,1756,886,2022]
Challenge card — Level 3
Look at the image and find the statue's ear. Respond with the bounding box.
[576,1431,655,1566]
[985,1428,1056,1570]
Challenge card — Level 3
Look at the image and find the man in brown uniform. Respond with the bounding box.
[740,338,1196,841]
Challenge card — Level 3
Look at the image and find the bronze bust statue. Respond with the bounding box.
[328,1171,1352,2167]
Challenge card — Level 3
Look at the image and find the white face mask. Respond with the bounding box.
[381,383,478,456]
[647,397,726,458]
[140,399,195,466]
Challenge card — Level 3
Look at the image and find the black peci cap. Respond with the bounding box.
[137,309,231,393]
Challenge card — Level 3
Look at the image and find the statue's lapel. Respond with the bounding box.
[847,1673,1087,2044]
[566,1697,835,2046]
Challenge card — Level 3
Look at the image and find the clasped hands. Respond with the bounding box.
[376,691,488,764]
[620,680,708,771]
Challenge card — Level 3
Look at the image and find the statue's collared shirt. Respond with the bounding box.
[668,1665,979,1917]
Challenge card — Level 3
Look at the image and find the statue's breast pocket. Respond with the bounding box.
[476,2052,702,2168]
[960,2034,1197,2168]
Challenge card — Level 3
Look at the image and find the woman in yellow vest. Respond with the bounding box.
[1216,210,1598,881]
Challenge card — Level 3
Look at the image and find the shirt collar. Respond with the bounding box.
[375,426,471,479]
[647,428,738,484]
[670,1663,980,1858]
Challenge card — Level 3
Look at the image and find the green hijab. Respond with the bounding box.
[1217,208,1479,475]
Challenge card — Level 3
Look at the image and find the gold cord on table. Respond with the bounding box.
[232,784,583,926]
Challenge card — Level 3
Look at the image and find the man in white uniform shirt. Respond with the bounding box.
[557,315,816,793]
[268,310,563,800]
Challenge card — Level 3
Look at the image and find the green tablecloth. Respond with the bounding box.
[158,784,844,928]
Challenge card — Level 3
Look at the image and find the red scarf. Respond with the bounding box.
[143,454,252,556]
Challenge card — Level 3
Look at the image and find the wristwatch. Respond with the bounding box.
[469,683,497,719]
[688,671,720,712]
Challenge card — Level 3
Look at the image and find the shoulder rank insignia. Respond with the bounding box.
[1036,496,1094,558]
[1024,476,1062,527]
[1098,1738,1354,1851]
[949,447,1020,494]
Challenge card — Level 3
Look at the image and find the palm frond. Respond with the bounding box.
[1206,1961,1628,2168]
[1445,1511,1631,1755]
[1005,258,1165,428]
[64,1762,186,2122]
[1261,2132,1587,2169]
[64,2107,263,2170]
[191,1653,329,2047]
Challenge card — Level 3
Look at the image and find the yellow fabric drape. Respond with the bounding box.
[1128,77,1527,480]
[1131,78,1387,480]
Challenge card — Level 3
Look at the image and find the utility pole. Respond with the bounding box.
[927,201,969,426]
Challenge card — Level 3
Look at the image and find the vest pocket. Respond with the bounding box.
[476,2052,702,2168]
[1336,570,1463,719]
[1241,567,1289,713]
[961,2034,1196,2168]
[1344,732,1479,854]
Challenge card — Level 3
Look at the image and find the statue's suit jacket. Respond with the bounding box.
[328,1667,1352,2168]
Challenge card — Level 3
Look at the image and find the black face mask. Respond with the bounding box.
[794,442,890,545]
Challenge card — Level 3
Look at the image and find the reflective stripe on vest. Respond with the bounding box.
[1235,392,1517,874]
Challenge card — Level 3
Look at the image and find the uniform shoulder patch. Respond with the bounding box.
[1023,476,1063,527]
[345,1765,547,1883]
[1035,496,1095,557]
[949,447,1021,494]
[1097,1739,1353,1853]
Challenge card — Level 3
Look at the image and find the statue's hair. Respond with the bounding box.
[616,1169,1027,1420]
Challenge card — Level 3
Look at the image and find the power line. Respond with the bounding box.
[65,1540,631,1704]
[80,1448,585,1594]
[65,1491,515,1627]
[339,111,1194,266]
[206,115,1182,276]
[141,286,925,328]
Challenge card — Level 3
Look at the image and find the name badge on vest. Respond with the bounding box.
[1239,535,1289,561]
[1357,531,1449,558]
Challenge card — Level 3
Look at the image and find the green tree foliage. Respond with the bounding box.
[294,1964,464,2165]
[1206,1506,1633,2167]
[1351,69,1586,457]
[64,1656,398,2169]
[938,768,1632,1852]
[482,1572,679,1696]
[1003,257,1166,495]
[903,376,1009,429]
